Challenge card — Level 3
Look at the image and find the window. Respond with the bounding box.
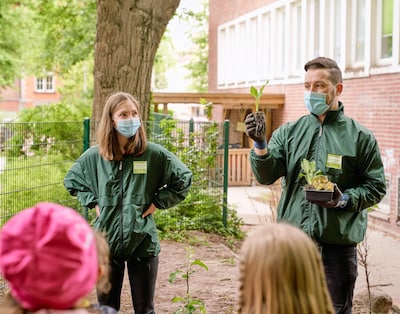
[381,0,393,59]
[354,0,366,64]
[215,0,400,87]
[288,2,302,77]
[35,74,55,93]
[259,12,272,81]
[275,7,286,77]
[332,0,344,63]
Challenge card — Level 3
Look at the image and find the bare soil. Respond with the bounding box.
[89,230,242,314]
[88,228,396,314]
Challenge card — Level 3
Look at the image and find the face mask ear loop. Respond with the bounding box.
[326,85,337,109]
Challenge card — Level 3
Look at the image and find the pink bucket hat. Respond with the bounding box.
[0,202,98,310]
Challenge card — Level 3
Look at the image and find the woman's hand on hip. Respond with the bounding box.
[142,203,157,218]
[95,205,100,217]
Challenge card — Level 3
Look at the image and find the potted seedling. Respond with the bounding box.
[299,158,334,201]
[249,81,268,140]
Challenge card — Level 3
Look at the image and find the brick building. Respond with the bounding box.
[0,74,61,117]
[209,0,400,233]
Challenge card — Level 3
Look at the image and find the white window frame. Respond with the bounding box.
[375,0,394,65]
[215,0,400,88]
[35,74,55,93]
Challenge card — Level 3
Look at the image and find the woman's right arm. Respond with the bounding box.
[64,159,98,209]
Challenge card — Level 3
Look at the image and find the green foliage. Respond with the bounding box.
[298,159,322,186]
[154,32,177,90]
[58,58,94,104]
[178,0,209,92]
[26,0,96,74]
[200,98,213,120]
[6,103,89,160]
[169,247,208,314]
[0,1,35,87]
[153,118,243,240]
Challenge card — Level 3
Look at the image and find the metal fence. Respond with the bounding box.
[0,118,229,222]
[0,118,230,290]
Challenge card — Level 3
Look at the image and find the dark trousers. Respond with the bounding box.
[318,243,358,314]
[98,255,159,314]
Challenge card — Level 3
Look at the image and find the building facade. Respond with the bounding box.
[0,74,61,118]
[209,0,400,233]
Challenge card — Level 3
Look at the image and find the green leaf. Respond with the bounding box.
[191,259,209,271]
[250,86,258,97]
[172,296,184,303]
[168,270,183,283]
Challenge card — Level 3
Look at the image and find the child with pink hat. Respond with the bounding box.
[0,202,117,314]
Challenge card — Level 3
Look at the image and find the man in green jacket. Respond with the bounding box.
[244,57,386,314]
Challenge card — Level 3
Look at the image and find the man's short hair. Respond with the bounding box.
[304,57,343,84]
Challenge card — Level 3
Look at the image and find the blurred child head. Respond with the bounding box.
[237,222,335,314]
[0,202,100,311]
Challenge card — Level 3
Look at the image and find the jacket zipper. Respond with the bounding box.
[310,123,324,238]
[119,160,124,254]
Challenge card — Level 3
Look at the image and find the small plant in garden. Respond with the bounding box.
[357,234,373,314]
[299,158,334,191]
[168,247,208,313]
[250,80,268,112]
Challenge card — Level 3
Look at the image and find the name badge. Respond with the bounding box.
[133,161,147,174]
[326,154,342,170]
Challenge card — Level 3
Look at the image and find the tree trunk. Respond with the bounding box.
[93,0,180,126]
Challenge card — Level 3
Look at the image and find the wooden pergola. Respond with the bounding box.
[152,92,285,139]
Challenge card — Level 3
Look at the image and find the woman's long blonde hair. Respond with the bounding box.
[97,92,147,160]
[237,222,335,314]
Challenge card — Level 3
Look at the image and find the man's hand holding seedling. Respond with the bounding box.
[245,112,267,149]
[245,82,268,150]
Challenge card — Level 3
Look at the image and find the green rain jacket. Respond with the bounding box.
[250,103,386,245]
[64,142,192,259]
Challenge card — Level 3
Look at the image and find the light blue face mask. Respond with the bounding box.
[304,91,332,115]
[115,117,141,138]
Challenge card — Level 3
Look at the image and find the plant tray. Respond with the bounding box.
[304,189,333,202]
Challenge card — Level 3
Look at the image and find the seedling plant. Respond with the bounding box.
[168,247,209,314]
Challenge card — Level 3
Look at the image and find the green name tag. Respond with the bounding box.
[326,154,342,170]
[133,161,147,174]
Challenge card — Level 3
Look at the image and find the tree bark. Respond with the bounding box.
[93,0,180,125]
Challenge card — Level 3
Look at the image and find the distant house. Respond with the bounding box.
[0,73,61,117]
[209,0,400,233]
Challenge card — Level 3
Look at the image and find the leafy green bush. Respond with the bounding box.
[152,119,243,240]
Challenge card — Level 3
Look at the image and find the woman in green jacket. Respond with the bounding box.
[64,92,192,314]
[245,57,386,314]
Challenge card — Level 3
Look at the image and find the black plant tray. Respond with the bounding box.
[304,189,333,202]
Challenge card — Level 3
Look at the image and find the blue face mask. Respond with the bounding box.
[304,91,332,115]
[115,118,141,138]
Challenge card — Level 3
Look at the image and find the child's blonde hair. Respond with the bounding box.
[237,222,335,314]
[94,231,112,294]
